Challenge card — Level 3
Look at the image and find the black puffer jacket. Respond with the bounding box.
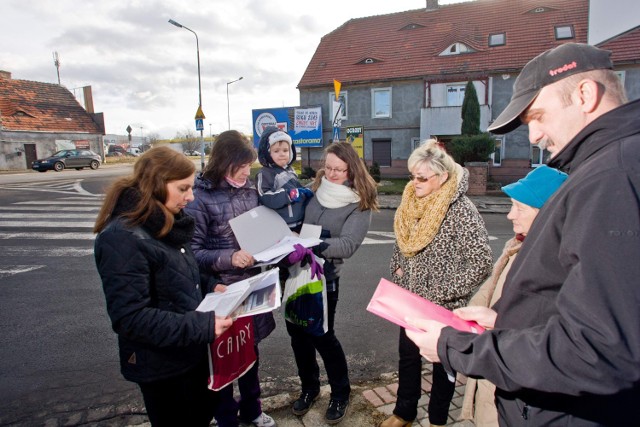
[184,175,276,343]
[94,190,215,383]
[438,99,640,426]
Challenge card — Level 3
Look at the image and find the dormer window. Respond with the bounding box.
[555,25,574,40]
[400,23,425,31]
[488,33,506,47]
[357,57,381,65]
[439,42,475,56]
[527,6,554,13]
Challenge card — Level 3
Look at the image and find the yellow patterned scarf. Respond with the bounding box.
[394,170,458,257]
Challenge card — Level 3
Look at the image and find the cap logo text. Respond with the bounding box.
[549,61,577,76]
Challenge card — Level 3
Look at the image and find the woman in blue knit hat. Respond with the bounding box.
[457,165,567,427]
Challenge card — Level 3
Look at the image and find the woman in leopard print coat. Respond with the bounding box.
[380,141,492,427]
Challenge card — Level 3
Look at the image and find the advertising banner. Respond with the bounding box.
[252,106,323,148]
[346,126,364,159]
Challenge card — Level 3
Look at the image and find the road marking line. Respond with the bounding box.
[0,206,100,211]
[0,213,97,219]
[13,201,101,205]
[0,232,95,240]
[1,247,92,257]
[0,221,95,227]
[0,265,45,278]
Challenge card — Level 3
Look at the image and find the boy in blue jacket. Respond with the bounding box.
[256,127,312,232]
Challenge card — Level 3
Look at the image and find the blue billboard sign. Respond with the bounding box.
[252,106,323,148]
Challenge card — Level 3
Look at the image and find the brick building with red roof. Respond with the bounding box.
[0,70,104,170]
[298,0,639,184]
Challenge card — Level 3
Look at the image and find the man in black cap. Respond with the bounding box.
[405,43,640,426]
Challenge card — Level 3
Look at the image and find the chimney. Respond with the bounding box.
[83,85,95,114]
[426,0,439,10]
[0,70,11,80]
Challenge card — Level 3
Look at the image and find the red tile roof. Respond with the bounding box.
[597,25,640,65]
[0,74,103,133]
[298,0,588,89]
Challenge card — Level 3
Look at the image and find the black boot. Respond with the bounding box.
[325,398,349,424]
[292,390,320,416]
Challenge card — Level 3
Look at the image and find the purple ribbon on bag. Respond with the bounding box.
[287,244,324,280]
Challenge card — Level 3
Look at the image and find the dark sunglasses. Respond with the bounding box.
[408,174,438,183]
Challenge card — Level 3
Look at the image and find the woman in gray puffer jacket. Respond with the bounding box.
[184,130,276,427]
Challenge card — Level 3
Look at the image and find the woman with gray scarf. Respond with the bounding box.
[288,142,378,425]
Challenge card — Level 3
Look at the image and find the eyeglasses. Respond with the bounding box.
[325,166,348,174]
[409,174,438,183]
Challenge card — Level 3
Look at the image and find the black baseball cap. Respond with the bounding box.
[488,43,613,135]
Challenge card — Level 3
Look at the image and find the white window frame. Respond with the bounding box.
[371,87,392,118]
[439,42,473,56]
[531,145,550,167]
[330,92,348,122]
[446,84,466,106]
[491,136,503,166]
[488,33,506,47]
[555,25,574,40]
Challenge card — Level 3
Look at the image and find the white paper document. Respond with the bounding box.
[196,268,281,318]
[229,206,322,264]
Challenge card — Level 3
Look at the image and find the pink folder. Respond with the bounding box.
[366,278,484,334]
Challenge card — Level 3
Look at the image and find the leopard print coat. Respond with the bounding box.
[390,168,493,310]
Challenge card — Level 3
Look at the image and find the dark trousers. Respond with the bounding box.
[286,279,351,401]
[138,358,218,427]
[214,345,262,427]
[394,328,456,424]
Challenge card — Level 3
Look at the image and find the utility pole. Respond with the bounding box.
[53,52,61,85]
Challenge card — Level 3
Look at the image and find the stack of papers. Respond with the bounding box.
[197,268,281,318]
[229,206,322,265]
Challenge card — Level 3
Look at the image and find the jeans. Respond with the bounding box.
[286,279,351,401]
[138,358,218,427]
[394,328,455,424]
[214,346,262,427]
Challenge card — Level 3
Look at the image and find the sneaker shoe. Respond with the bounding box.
[292,390,320,416]
[325,398,349,424]
[250,412,276,427]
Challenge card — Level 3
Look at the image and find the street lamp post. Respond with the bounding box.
[168,18,206,170]
[226,77,243,130]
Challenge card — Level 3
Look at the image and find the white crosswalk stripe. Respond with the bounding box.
[0,181,102,276]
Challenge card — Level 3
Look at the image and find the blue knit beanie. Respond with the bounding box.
[502,165,568,209]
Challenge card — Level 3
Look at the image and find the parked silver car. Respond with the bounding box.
[32,149,101,172]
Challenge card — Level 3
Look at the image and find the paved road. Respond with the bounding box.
[0,169,512,426]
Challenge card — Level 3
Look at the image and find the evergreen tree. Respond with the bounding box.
[461,80,480,135]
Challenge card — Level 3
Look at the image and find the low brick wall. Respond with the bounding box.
[465,162,489,196]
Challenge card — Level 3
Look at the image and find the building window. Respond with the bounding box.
[372,87,392,118]
[555,25,574,40]
[372,139,392,167]
[446,84,466,106]
[439,42,475,56]
[330,92,348,122]
[615,70,626,87]
[411,137,421,151]
[531,145,550,166]
[491,137,503,166]
[488,33,506,46]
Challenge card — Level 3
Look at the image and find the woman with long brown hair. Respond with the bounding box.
[94,146,232,427]
[288,142,378,425]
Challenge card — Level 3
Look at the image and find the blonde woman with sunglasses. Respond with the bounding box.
[381,139,492,427]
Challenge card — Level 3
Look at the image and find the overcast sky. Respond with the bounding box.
[1,0,637,140]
